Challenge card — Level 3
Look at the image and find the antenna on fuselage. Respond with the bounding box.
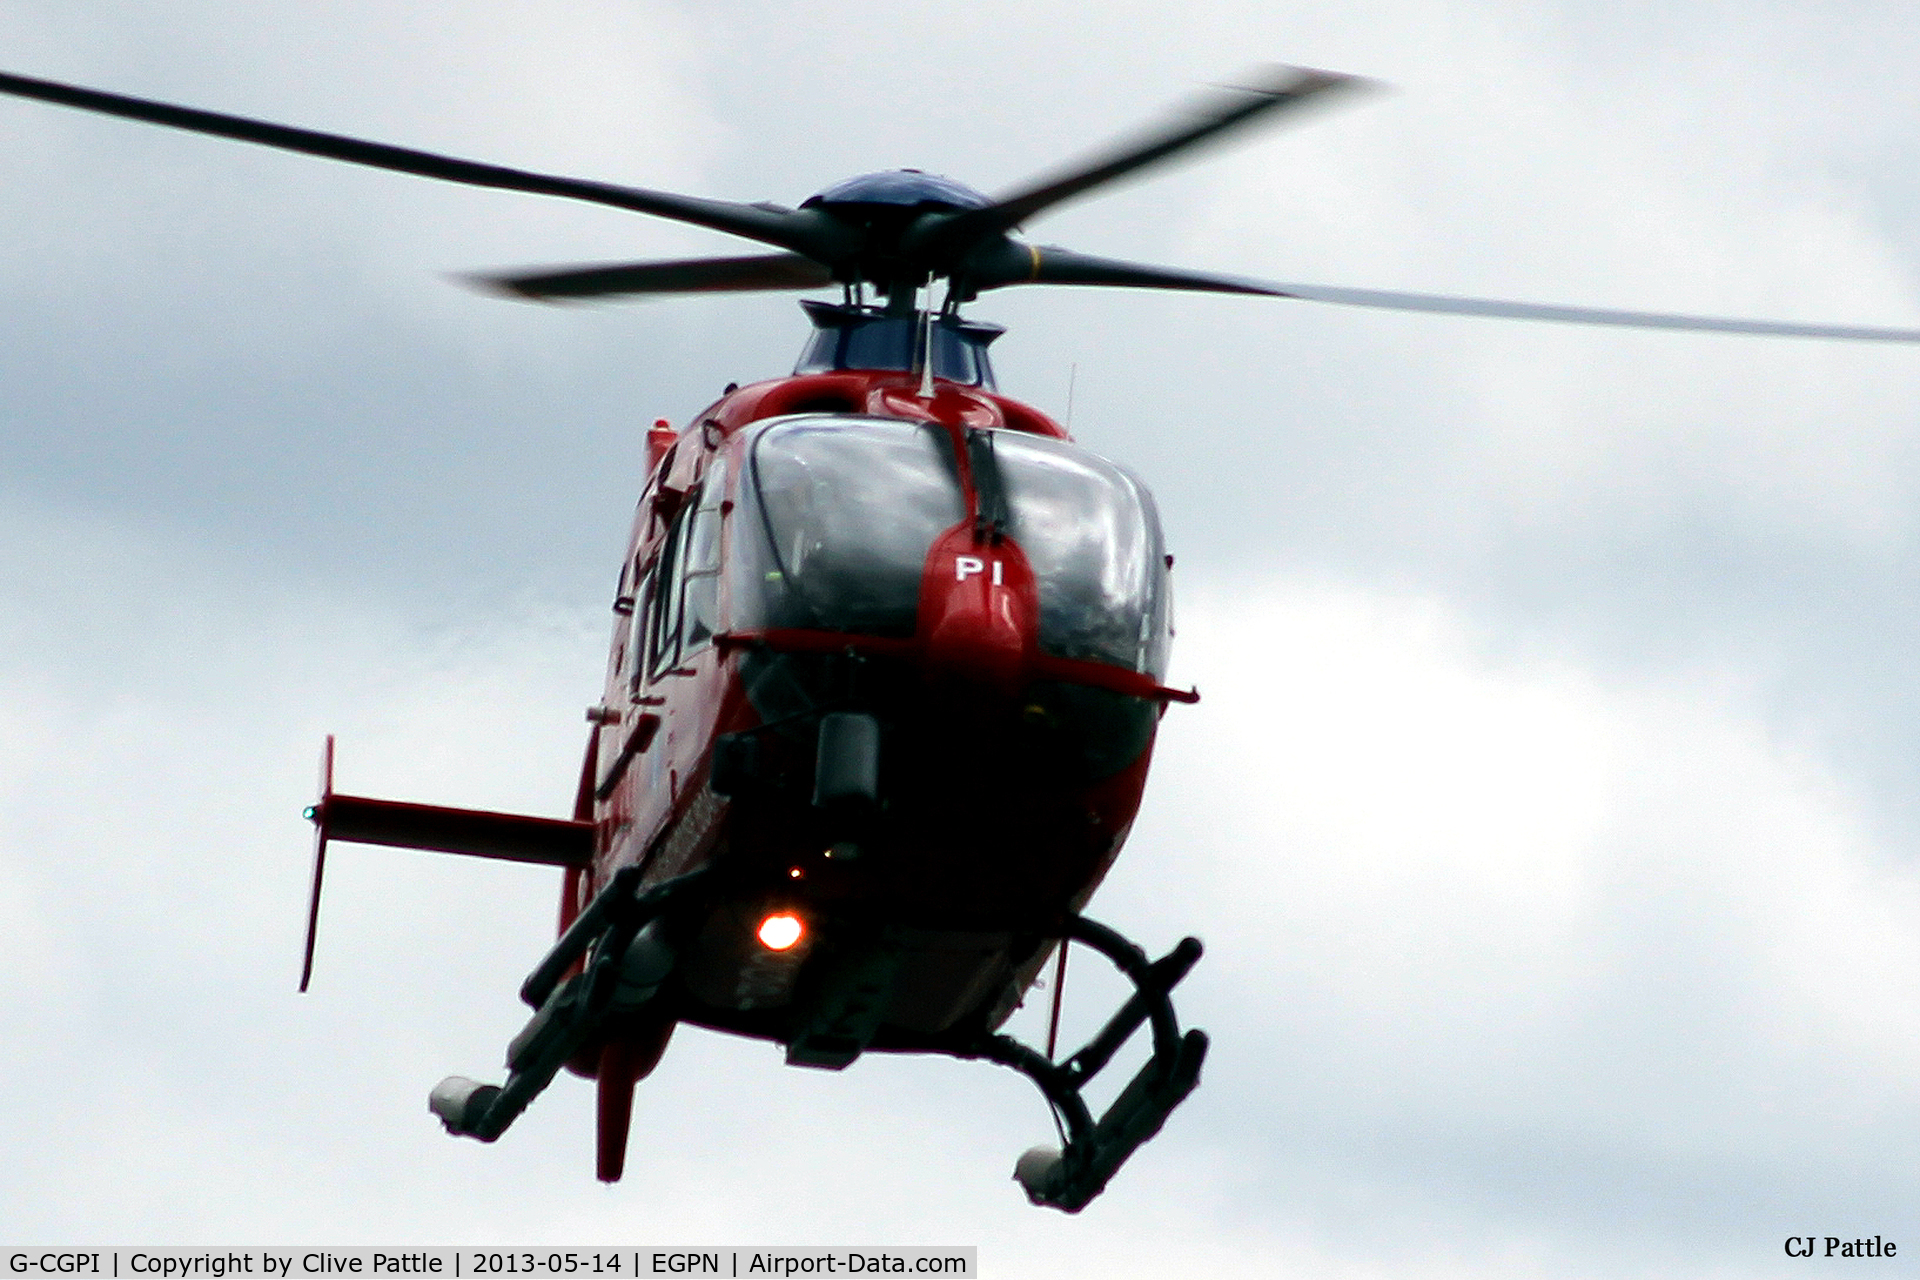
[918,284,940,399]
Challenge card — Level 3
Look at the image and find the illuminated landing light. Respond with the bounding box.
[757,912,804,951]
[788,866,803,880]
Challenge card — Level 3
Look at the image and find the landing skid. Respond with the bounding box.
[427,864,707,1146]
[426,870,1205,1213]
[969,917,1208,1213]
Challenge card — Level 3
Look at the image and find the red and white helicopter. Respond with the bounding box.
[4,62,1916,1212]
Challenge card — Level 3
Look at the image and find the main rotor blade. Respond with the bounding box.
[1004,247,1920,343]
[0,68,848,261]
[1261,280,1920,341]
[469,252,833,301]
[938,66,1364,251]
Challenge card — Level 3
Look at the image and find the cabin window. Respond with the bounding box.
[639,459,731,681]
[679,456,728,654]
[625,562,653,691]
[646,511,686,679]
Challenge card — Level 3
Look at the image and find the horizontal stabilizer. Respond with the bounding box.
[314,792,593,867]
[300,735,593,992]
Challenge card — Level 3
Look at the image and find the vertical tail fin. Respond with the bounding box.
[298,735,336,992]
[594,1017,676,1182]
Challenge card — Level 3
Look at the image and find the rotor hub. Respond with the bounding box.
[802,169,993,213]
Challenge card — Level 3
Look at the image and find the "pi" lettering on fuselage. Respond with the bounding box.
[954,556,1005,585]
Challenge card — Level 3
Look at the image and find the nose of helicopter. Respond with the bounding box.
[917,524,1039,695]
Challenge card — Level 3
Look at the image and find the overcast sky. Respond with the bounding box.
[4,1,1920,1274]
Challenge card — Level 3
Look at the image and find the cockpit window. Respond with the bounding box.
[732,415,1170,680]
[736,416,965,637]
[993,432,1170,678]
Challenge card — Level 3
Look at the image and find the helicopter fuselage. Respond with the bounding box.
[576,366,1189,1072]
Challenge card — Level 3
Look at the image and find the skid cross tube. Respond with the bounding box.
[968,913,1209,1213]
[1060,921,1201,1087]
[430,866,709,1145]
